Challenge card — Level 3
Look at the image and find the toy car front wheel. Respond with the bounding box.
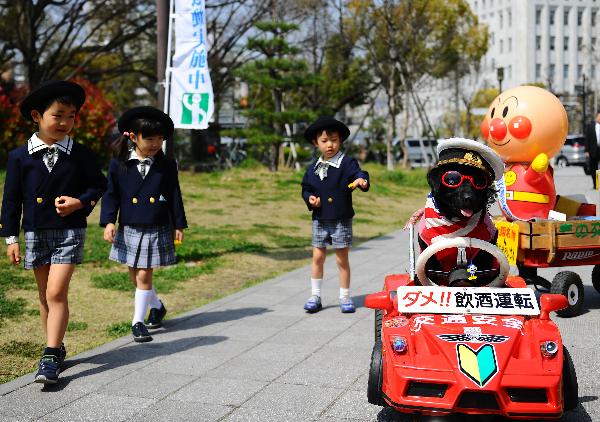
[550,271,584,317]
[562,346,579,411]
[367,340,387,407]
[374,310,382,342]
[591,265,600,294]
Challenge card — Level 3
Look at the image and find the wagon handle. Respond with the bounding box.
[409,223,416,281]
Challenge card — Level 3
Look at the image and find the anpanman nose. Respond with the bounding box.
[489,118,507,141]
[508,115,532,139]
[480,119,490,140]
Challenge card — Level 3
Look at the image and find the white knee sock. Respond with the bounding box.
[339,287,350,300]
[132,288,152,325]
[311,278,322,297]
[149,287,162,309]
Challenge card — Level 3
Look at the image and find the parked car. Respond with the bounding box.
[555,134,587,167]
[402,138,438,167]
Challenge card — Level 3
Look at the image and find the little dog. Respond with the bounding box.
[413,138,505,285]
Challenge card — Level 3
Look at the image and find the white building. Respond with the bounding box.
[418,0,600,135]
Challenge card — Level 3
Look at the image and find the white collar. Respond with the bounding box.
[315,151,344,169]
[28,133,73,155]
[128,149,155,163]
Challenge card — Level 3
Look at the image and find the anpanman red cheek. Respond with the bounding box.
[489,118,507,141]
[480,119,490,139]
[508,115,532,140]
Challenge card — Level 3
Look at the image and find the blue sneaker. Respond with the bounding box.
[339,297,356,313]
[304,295,322,313]
[34,355,60,384]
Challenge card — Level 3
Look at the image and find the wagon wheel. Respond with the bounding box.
[562,346,579,411]
[374,309,383,342]
[367,340,387,407]
[591,265,600,295]
[550,271,585,317]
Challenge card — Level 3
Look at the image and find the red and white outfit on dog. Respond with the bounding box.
[419,194,497,269]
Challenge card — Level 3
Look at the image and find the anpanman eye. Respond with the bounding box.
[491,108,495,118]
[502,106,509,118]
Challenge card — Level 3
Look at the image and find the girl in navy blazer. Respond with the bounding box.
[0,80,107,384]
[301,117,369,314]
[100,107,187,343]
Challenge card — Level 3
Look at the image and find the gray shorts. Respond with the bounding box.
[24,228,86,269]
[312,219,352,249]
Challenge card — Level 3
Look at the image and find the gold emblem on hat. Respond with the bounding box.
[463,152,483,165]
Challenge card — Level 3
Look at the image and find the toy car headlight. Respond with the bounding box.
[540,341,558,358]
[391,336,408,353]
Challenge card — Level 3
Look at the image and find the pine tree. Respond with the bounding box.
[233,21,319,171]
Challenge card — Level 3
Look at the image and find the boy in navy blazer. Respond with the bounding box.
[301,116,369,313]
[0,80,107,384]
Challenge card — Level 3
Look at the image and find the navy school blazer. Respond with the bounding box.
[100,155,187,229]
[0,142,107,236]
[301,156,369,221]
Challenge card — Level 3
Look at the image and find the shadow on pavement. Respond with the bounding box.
[157,306,272,335]
[42,335,227,392]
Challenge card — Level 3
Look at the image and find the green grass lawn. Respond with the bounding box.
[0,161,429,383]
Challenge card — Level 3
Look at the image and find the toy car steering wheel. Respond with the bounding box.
[416,237,510,287]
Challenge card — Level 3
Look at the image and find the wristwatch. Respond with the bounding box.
[5,236,18,245]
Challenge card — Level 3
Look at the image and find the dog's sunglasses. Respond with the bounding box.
[441,170,489,190]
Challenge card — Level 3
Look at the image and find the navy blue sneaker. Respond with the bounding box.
[303,295,322,313]
[339,297,356,313]
[132,322,153,343]
[58,343,66,367]
[146,302,167,329]
[34,355,60,384]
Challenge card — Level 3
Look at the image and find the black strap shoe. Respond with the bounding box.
[132,322,153,342]
[146,302,167,329]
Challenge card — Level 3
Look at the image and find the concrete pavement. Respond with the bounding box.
[0,166,598,421]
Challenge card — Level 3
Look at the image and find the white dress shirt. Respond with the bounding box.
[128,149,154,178]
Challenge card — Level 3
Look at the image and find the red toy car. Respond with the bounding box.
[366,236,578,420]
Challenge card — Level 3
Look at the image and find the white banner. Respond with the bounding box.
[397,286,540,316]
[167,0,214,129]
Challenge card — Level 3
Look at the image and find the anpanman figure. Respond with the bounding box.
[480,85,568,220]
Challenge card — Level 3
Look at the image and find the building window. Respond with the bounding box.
[593,65,597,79]
[550,64,555,78]
[593,37,597,48]
[508,10,512,26]
[491,32,495,45]
[578,36,583,51]
[536,36,541,50]
[564,36,569,51]
[508,65,512,79]
[550,36,555,51]
[564,9,570,25]
[550,8,556,25]
[563,64,569,79]
[578,8,584,26]
[593,10,598,26]
[508,37,512,52]
[577,65,583,79]
[500,39,504,53]
[499,11,503,28]
[491,58,496,69]
[536,7,542,25]
[536,64,541,79]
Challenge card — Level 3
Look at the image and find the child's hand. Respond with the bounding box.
[55,196,83,217]
[6,243,20,265]
[103,223,116,243]
[349,178,368,190]
[308,195,321,208]
[174,229,184,245]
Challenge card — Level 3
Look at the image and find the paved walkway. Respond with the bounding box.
[0,167,598,421]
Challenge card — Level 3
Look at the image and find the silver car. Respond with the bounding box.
[555,134,587,167]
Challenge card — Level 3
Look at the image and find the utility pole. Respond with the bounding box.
[157,0,172,156]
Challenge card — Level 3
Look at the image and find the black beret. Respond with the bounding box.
[118,106,175,139]
[304,116,350,142]
[20,80,86,121]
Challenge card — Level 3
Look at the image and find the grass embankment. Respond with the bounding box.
[0,161,429,383]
